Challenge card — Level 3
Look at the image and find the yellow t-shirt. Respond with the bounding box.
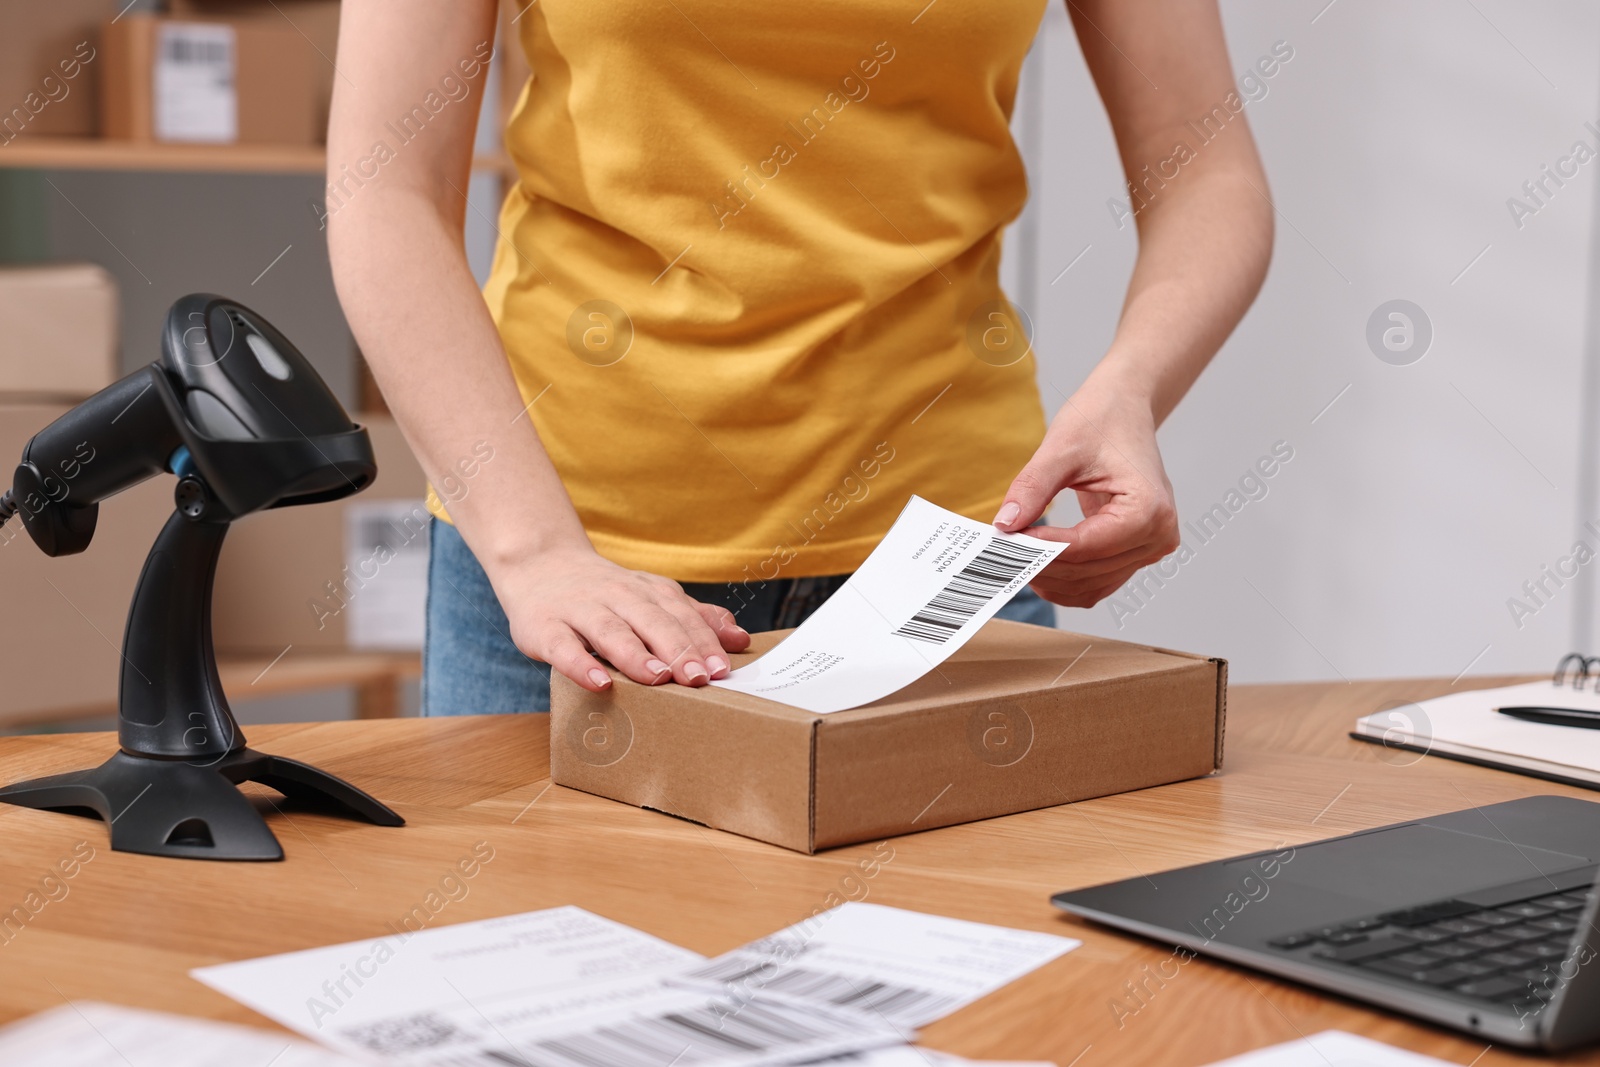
[453,0,1050,584]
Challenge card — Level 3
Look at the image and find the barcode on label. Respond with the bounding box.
[893,537,1048,644]
[692,957,957,1028]
[342,1011,466,1054]
[162,34,231,67]
[423,996,886,1067]
[356,514,429,555]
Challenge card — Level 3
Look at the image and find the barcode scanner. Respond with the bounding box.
[4,294,372,553]
[0,294,403,860]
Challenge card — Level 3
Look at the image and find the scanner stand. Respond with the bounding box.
[0,507,403,861]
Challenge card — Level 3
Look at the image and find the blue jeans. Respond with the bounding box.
[422,518,1057,716]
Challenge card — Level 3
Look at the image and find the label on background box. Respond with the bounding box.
[154,23,237,143]
[344,500,430,650]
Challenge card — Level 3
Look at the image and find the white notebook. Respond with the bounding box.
[1352,668,1600,787]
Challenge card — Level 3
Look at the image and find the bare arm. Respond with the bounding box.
[327,2,745,689]
[997,0,1275,606]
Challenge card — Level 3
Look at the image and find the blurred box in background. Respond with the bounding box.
[167,0,339,144]
[0,0,115,141]
[0,404,172,725]
[212,417,430,654]
[0,264,119,401]
[101,13,317,145]
[343,499,430,651]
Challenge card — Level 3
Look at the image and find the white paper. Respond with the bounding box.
[1354,680,1600,780]
[819,1049,1056,1067]
[344,500,431,650]
[154,23,238,143]
[1199,1030,1463,1067]
[712,497,1067,713]
[0,1002,356,1066]
[675,902,1080,1030]
[820,1050,1055,1067]
[193,906,903,1066]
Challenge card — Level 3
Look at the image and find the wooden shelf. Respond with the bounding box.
[0,650,421,729]
[0,136,512,177]
[217,650,422,715]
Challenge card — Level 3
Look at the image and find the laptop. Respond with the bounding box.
[1051,795,1600,1050]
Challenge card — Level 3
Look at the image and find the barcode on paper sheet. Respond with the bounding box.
[893,537,1048,644]
[689,956,958,1028]
[345,996,890,1067]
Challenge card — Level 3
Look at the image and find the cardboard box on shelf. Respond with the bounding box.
[100,13,318,145]
[551,621,1227,853]
[165,0,339,144]
[211,416,431,655]
[0,264,119,402]
[0,1,114,142]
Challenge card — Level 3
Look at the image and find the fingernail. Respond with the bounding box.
[646,658,670,678]
[707,655,729,677]
[588,668,611,688]
[684,661,709,683]
[994,501,1020,528]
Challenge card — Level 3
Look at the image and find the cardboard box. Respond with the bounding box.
[0,1,114,142]
[211,417,430,654]
[551,621,1227,852]
[0,404,173,725]
[165,0,339,144]
[0,264,119,401]
[100,13,318,145]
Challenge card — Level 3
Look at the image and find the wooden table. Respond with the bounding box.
[0,674,1594,1065]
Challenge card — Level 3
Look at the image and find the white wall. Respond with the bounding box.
[1006,0,1600,683]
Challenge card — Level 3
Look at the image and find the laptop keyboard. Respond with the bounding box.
[1268,885,1593,1008]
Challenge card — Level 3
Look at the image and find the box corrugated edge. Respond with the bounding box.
[1144,641,1229,771]
[807,719,819,854]
[1212,656,1229,770]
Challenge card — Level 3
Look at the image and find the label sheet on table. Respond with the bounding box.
[824,1050,1058,1067]
[674,901,1081,1030]
[0,1002,358,1066]
[1199,1031,1467,1067]
[192,906,902,1066]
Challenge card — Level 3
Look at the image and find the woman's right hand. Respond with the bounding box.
[489,546,752,693]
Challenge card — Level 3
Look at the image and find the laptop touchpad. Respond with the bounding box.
[1255,823,1591,905]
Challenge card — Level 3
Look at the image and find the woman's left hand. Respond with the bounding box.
[992,386,1180,608]
[982,0,1275,598]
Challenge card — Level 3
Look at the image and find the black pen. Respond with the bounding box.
[1497,705,1600,730]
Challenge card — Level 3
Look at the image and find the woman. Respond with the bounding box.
[327,1,1273,715]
